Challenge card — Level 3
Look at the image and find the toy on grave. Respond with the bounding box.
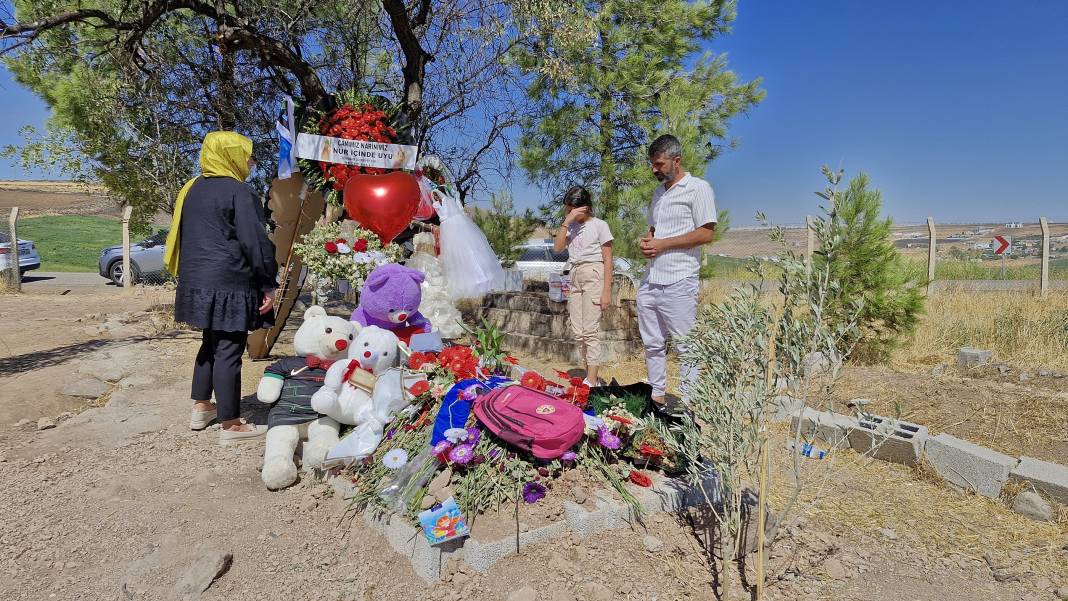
[257,306,357,490]
[405,232,464,339]
[350,263,431,344]
[311,324,425,464]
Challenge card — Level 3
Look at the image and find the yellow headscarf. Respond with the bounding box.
[164,131,255,276]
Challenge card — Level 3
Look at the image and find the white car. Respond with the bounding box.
[513,240,637,286]
[0,232,41,278]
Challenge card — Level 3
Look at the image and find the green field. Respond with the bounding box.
[18,215,122,272]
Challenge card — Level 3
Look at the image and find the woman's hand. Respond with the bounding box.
[259,290,276,315]
[563,207,588,225]
[596,290,612,309]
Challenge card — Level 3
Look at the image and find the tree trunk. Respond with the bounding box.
[597,23,617,219]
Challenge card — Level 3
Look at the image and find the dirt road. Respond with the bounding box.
[0,291,1064,601]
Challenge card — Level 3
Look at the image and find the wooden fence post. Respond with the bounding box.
[122,206,133,292]
[1040,217,1050,297]
[926,217,936,296]
[6,207,20,292]
[805,215,815,277]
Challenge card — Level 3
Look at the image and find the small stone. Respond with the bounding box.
[579,582,613,601]
[879,528,897,540]
[1019,373,1031,382]
[301,497,319,512]
[37,417,56,431]
[1037,368,1051,377]
[572,488,588,504]
[642,535,664,553]
[14,418,31,428]
[1012,491,1052,522]
[507,586,536,601]
[1055,587,1068,600]
[519,522,530,533]
[173,550,232,597]
[823,558,847,580]
[420,496,436,510]
[451,573,469,586]
[429,468,452,495]
[931,364,947,376]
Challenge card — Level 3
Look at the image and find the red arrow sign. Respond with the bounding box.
[993,235,1010,254]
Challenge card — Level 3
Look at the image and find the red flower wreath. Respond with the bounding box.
[317,103,399,192]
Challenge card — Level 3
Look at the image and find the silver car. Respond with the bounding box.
[98,230,168,285]
[513,240,637,287]
[0,232,41,278]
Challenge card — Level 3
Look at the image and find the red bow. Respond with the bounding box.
[306,356,335,371]
[341,359,374,382]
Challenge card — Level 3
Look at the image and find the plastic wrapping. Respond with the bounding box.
[323,368,428,465]
[378,446,438,513]
[434,190,506,300]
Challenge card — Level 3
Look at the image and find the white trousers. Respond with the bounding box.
[636,276,699,398]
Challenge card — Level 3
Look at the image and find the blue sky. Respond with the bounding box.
[2,1,1066,225]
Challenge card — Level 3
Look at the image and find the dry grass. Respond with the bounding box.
[766,432,1068,581]
[894,289,1068,372]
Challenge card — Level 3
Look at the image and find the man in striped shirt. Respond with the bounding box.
[637,134,717,412]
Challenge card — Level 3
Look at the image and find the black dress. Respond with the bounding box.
[174,176,278,332]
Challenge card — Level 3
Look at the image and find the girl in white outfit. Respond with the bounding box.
[553,186,614,386]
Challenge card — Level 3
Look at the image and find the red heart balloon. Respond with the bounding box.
[343,172,420,244]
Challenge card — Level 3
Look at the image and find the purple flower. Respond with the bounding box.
[488,449,501,460]
[386,428,396,441]
[448,443,475,465]
[561,451,578,463]
[522,481,546,504]
[432,440,453,457]
[466,427,481,446]
[597,426,621,450]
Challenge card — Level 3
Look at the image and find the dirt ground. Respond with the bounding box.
[0,290,1065,601]
[0,181,120,219]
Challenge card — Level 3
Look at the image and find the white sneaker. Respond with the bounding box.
[189,406,217,430]
[219,422,268,444]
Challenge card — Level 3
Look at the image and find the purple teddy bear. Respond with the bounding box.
[351,264,431,336]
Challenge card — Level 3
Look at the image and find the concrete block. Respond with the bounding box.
[1009,457,1068,505]
[848,415,928,466]
[957,347,993,368]
[923,433,1018,498]
[791,408,858,447]
[769,396,805,423]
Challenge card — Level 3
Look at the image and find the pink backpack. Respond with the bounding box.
[473,385,585,460]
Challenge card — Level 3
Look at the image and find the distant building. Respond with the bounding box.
[1005,222,1024,229]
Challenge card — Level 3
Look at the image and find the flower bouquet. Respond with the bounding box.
[297,90,411,207]
[293,221,403,290]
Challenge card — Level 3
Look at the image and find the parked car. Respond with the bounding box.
[513,240,637,287]
[98,230,168,285]
[0,232,41,278]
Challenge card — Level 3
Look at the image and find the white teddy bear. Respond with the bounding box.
[257,306,357,490]
[311,325,422,464]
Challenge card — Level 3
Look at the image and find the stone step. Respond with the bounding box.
[482,292,637,322]
[484,308,639,342]
[503,332,641,364]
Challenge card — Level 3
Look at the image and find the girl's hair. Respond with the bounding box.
[561,185,592,208]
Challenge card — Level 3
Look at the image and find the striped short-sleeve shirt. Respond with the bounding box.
[645,173,717,285]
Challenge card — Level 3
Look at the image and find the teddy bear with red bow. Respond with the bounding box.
[257,306,358,490]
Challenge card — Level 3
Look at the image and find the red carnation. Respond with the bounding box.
[504,356,519,365]
[353,239,369,252]
[408,381,431,397]
[629,471,652,488]
[324,241,338,254]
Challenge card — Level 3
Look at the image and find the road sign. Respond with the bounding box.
[993,235,1010,255]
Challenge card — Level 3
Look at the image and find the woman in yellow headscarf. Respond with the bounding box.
[168,131,277,443]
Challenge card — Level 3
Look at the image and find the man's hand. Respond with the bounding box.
[640,237,663,259]
[259,290,276,315]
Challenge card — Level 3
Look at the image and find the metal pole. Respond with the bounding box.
[1040,217,1050,296]
[122,206,133,291]
[805,215,815,277]
[926,218,936,296]
[7,207,20,292]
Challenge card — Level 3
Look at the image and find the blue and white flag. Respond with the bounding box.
[276,97,297,179]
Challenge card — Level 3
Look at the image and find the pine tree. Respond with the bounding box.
[471,192,541,265]
[515,0,763,236]
[816,171,925,362]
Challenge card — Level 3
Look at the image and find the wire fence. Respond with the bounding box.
[700,218,1068,293]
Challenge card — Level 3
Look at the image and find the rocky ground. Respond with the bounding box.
[0,288,1065,600]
